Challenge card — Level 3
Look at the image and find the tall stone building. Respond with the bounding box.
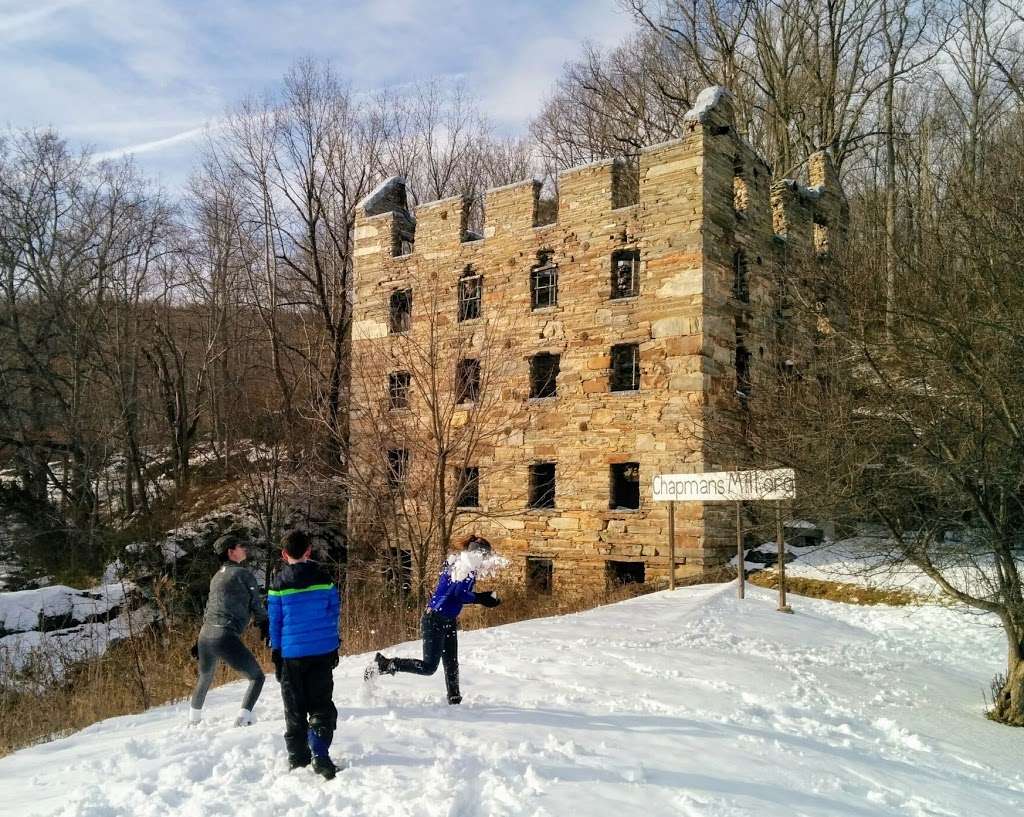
[350,87,847,593]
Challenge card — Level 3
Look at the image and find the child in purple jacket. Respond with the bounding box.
[366,535,502,704]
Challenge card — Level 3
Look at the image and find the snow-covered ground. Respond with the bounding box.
[783,537,987,599]
[0,582,153,681]
[0,583,129,635]
[1,583,1022,816]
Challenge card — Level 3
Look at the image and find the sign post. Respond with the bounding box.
[667,500,676,591]
[653,468,796,610]
[736,500,744,599]
[776,503,793,613]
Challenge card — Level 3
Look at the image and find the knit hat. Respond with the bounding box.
[212,530,249,557]
[465,535,492,554]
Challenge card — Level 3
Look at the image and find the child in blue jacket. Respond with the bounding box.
[367,535,501,704]
[269,530,341,779]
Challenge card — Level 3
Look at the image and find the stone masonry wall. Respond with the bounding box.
[350,87,847,593]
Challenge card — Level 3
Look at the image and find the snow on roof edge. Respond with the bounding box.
[358,176,408,215]
[683,85,733,123]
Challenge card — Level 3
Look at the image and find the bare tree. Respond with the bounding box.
[142,258,225,492]
[743,117,1024,725]
[531,30,698,197]
[346,266,528,605]
[0,132,173,533]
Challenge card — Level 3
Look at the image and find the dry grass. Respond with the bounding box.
[0,624,274,758]
[1,581,655,758]
[748,569,922,606]
[459,582,650,632]
[342,579,652,653]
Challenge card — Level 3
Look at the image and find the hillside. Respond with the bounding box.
[1,583,1022,816]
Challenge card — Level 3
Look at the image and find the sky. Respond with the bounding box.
[0,0,630,191]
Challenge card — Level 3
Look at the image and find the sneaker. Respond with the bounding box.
[234,709,255,727]
[312,755,337,781]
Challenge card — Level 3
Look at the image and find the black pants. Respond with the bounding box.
[280,652,337,763]
[392,611,460,699]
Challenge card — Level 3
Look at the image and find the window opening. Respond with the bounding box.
[529,352,560,398]
[606,560,645,586]
[528,462,556,509]
[814,215,830,258]
[388,371,411,409]
[610,343,640,391]
[531,251,558,309]
[386,448,409,490]
[456,466,480,508]
[610,462,640,510]
[611,249,640,299]
[612,157,640,209]
[389,289,412,333]
[458,265,482,321]
[456,358,480,404]
[526,557,553,595]
[535,195,558,227]
[733,156,749,215]
[733,249,749,303]
[736,332,752,407]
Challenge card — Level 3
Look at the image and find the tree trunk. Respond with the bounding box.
[990,657,1024,726]
[884,76,897,338]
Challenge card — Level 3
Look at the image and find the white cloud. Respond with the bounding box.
[0,0,90,38]
[92,123,216,161]
[0,0,634,190]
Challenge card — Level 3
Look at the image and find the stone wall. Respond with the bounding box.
[350,87,847,592]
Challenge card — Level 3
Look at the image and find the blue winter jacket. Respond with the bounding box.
[426,564,478,620]
[268,560,340,659]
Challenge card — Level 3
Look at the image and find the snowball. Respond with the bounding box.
[446,549,509,581]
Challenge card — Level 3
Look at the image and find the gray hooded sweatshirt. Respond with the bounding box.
[201,562,268,637]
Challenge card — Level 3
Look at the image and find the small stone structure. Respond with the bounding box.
[350,87,847,592]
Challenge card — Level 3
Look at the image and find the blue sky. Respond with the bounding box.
[1,0,629,190]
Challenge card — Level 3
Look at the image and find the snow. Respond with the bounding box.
[0,607,156,681]
[359,176,408,215]
[0,582,150,682]
[2,583,1022,816]
[0,583,129,634]
[780,178,826,202]
[683,85,733,123]
[784,538,965,599]
[446,550,509,582]
[788,519,819,529]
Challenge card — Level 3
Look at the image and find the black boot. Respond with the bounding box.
[288,753,311,770]
[444,658,460,705]
[312,755,337,780]
[365,652,395,680]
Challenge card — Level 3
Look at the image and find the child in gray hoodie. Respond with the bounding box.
[188,531,268,727]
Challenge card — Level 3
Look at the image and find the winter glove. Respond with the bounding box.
[474,590,501,608]
[331,649,340,669]
[189,641,199,660]
[272,649,283,682]
[257,619,270,647]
